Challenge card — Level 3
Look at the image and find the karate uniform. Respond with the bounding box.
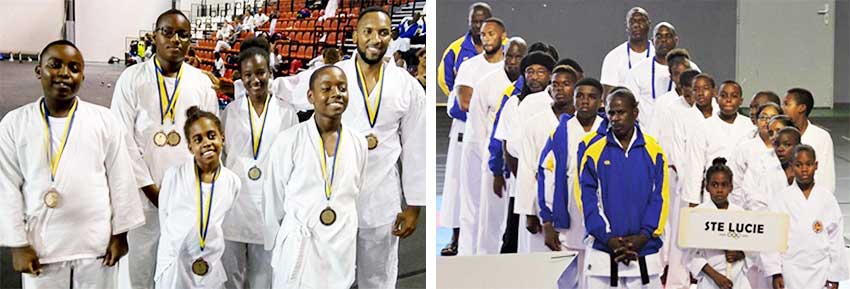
[623,57,700,130]
[111,59,219,289]
[336,56,425,288]
[453,54,504,255]
[0,98,145,288]
[262,119,368,289]
[495,90,553,253]
[729,137,773,208]
[154,162,240,289]
[221,95,298,289]
[600,41,654,87]
[464,70,515,255]
[687,202,752,289]
[801,120,836,194]
[762,183,848,289]
[438,33,478,233]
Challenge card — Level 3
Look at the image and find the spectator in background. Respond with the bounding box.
[416,48,425,88]
[218,19,234,41]
[385,27,410,63]
[399,12,425,45]
[215,51,226,77]
[186,48,202,68]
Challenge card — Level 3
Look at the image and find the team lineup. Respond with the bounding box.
[0,6,424,289]
[438,3,844,289]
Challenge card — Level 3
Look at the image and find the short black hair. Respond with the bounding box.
[557,58,583,74]
[528,42,559,61]
[39,40,80,63]
[238,36,271,70]
[469,2,492,16]
[756,102,781,118]
[574,77,603,95]
[776,126,802,143]
[156,9,190,28]
[693,73,716,88]
[787,87,815,117]
[753,91,781,107]
[791,143,816,162]
[769,115,796,129]
[309,65,345,90]
[358,6,390,22]
[183,105,223,138]
[608,87,637,109]
[482,17,506,31]
[719,80,742,96]
[679,69,700,88]
[666,48,690,67]
[552,65,578,80]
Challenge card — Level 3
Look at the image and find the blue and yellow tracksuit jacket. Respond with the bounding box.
[576,125,669,256]
[438,32,479,121]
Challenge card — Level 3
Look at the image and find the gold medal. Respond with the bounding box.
[366,133,378,150]
[320,206,337,226]
[813,220,823,233]
[153,131,167,147]
[166,130,181,146]
[191,258,209,276]
[248,166,262,180]
[43,188,60,208]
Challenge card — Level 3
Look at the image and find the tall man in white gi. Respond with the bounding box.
[437,2,492,256]
[110,9,220,289]
[465,37,527,255]
[600,7,653,96]
[339,7,425,288]
[454,17,509,256]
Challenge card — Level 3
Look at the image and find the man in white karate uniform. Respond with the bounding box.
[762,144,847,289]
[600,7,654,95]
[782,87,836,194]
[263,66,368,289]
[0,40,145,288]
[437,2,492,256]
[110,9,220,289]
[462,37,527,255]
[495,51,556,253]
[624,22,700,130]
[337,7,425,288]
[453,17,508,256]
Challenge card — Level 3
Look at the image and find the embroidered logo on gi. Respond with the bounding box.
[603,160,611,165]
[813,220,823,233]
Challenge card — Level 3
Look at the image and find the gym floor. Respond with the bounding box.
[0,62,425,288]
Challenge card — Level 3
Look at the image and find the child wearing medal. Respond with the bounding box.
[263,66,368,288]
[155,106,240,289]
[0,40,144,288]
[221,36,297,289]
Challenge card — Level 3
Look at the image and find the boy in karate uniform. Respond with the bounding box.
[221,36,298,289]
[0,40,145,288]
[762,144,847,289]
[155,107,240,289]
[263,66,368,288]
[111,10,220,288]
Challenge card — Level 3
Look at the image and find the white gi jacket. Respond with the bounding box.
[687,202,753,289]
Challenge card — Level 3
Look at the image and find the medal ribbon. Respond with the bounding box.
[626,41,651,69]
[40,98,79,182]
[317,124,342,201]
[650,57,673,100]
[247,94,271,160]
[196,164,220,251]
[155,58,184,125]
[355,59,385,128]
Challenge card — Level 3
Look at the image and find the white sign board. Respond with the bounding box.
[678,208,789,252]
[437,251,576,289]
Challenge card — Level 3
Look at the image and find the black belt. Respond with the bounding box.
[457,133,463,142]
[609,254,649,286]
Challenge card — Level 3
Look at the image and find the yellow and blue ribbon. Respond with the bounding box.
[318,124,342,201]
[196,164,220,251]
[247,94,271,160]
[155,58,184,125]
[355,60,385,128]
[40,98,79,182]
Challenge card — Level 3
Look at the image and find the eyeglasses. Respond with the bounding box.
[156,27,192,41]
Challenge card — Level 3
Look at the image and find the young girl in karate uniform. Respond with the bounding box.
[155,106,241,289]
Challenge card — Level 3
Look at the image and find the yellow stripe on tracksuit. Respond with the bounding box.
[438,36,466,96]
[643,135,669,237]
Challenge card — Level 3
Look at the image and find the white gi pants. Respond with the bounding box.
[356,224,399,289]
[517,217,548,253]
[458,146,483,256]
[661,169,691,289]
[128,208,160,289]
[222,241,273,289]
[475,170,509,255]
[439,129,463,229]
[23,258,117,289]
